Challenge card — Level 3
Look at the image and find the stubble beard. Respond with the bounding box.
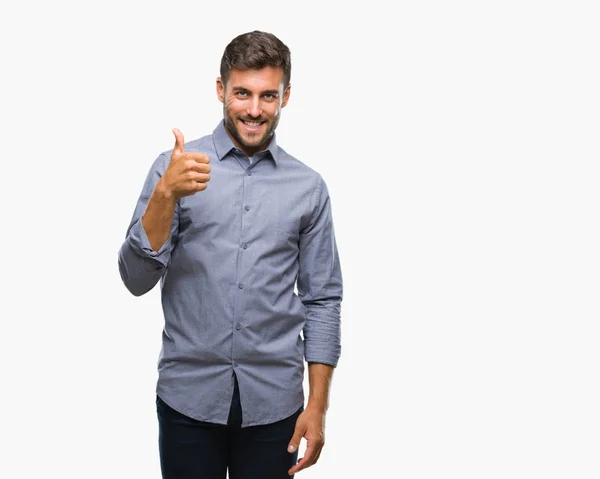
[223,105,280,155]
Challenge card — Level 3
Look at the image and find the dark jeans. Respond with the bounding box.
[156,373,303,479]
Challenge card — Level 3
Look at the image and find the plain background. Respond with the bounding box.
[1,0,599,477]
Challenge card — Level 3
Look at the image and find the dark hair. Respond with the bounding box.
[220,31,291,88]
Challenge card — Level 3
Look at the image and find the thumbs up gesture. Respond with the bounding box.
[159,128,211,200]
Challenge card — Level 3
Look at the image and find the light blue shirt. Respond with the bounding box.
[118,120,343,427]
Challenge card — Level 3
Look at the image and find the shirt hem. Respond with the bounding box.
[240,399,305,428]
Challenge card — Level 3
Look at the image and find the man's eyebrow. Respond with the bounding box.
[231,86,279,95]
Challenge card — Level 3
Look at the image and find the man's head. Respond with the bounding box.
[217,31,292,157]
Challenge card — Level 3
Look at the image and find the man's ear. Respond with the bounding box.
[216,77,225,103]
[281,83,291,108]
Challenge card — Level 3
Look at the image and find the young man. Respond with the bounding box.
[118,31,343,479]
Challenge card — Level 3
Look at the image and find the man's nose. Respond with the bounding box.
[247,97,262,118]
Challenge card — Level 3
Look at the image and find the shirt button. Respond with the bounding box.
[233,362,238,367]
[238,283,244,289]
[236,323,242,330]
[247,170,252,176]
[242,243,248,249]
[244,205,250,211]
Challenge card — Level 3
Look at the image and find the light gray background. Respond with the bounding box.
[1,1,598,478]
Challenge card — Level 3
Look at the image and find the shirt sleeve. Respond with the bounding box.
[118,153,180,296]
[298,175,343,367]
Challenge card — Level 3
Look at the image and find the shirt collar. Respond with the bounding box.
[212,119,279,166]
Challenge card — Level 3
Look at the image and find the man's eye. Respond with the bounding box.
[236,91,248,97]
[264,94,276,99]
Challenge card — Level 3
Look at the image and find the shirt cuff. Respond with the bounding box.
[304,341,341,368]
[127,217,172,269]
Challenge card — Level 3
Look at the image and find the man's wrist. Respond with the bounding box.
[306,398,328,413]
[155,179,177,204]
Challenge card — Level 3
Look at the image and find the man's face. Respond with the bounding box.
[217,66,290,157]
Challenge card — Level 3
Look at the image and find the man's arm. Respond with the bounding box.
[298,175,343,368]
[288,174,342,475]
[142,184,178,253]
[118,153,180,296]
[119,129,211,297]
[307,362,335,412]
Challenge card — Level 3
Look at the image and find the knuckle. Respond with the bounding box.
[185,159,195,169]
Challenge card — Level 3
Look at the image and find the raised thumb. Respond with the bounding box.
[172,128,185,153]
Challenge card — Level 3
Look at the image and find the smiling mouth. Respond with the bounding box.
[240,119,265,132]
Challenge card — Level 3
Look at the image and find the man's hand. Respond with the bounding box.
[158,128,211,200]
[287,406,326,475]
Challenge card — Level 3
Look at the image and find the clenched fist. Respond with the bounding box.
[159,128,211,200]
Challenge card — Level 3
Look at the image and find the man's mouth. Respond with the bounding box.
[240,119,265,132]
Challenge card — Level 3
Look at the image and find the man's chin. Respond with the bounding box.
[239,133,266,149]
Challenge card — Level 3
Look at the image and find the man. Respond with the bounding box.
[118,30,342,479]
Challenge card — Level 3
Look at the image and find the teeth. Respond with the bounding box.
[244,121,262,127]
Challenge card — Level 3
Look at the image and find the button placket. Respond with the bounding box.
[233,160,254,372]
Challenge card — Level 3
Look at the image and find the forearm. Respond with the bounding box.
[118,171,180,297]
[142,180,177,252]
[307,362,334,412]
